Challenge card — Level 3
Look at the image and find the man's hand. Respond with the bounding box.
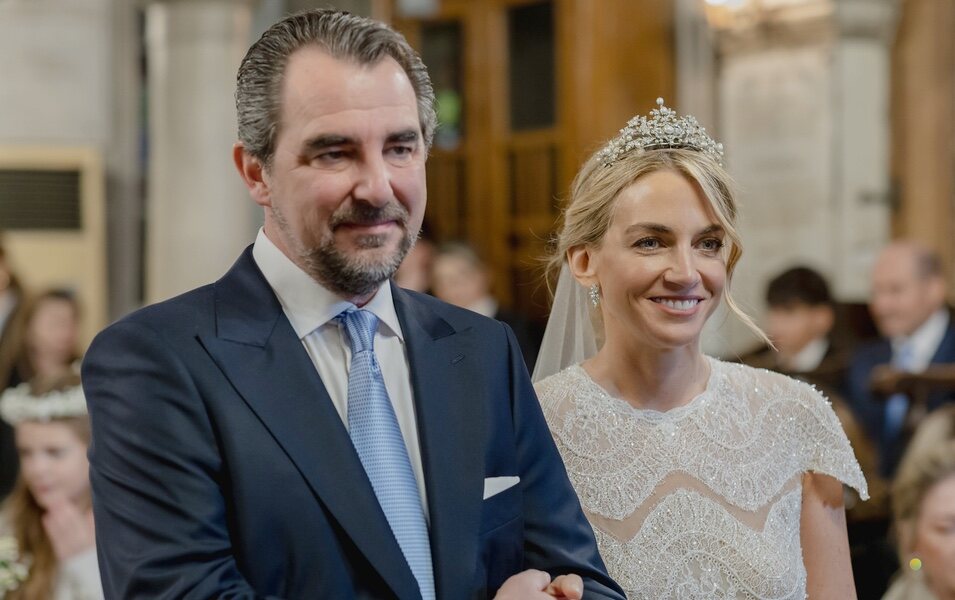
[42,500,96,561]
[494,569,584,600]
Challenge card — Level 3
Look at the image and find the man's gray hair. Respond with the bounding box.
[915,246,944,279]
[236,9,436,168]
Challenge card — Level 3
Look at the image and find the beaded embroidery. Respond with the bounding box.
[536,358,867,599]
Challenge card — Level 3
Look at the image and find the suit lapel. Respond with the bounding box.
[392,285,486,600]
[930,318,955,364]
[199,250,421,600]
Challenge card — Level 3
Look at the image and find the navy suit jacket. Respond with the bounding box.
[82,248,622,600]
[847,317,955,475]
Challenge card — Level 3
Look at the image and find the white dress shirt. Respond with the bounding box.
[465,296,498,319]
[252,229,429,518]
[892,308,950,372]
[783,337,829,373]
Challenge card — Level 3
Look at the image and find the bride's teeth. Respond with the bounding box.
[658,299,698,310]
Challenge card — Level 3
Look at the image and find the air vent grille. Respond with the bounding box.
[0,169,81,230]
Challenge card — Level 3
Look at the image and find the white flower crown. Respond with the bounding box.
[0,383,87,425]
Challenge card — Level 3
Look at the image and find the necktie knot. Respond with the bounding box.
[339,309,378,354]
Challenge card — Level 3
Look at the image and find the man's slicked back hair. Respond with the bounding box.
[235,9,436,168]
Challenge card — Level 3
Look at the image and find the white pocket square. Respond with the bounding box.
[483,476,520,500]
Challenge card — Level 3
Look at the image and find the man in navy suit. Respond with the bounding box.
[847,241,955,477]
[81,9,622,600]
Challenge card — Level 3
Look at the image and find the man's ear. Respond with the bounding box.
[233,142,271,208]
[567,245,598,287]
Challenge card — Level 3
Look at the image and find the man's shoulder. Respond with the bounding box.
[102,247,264,338]
[101,283,219,341]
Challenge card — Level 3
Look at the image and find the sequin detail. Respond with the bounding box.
[535,358,867,600]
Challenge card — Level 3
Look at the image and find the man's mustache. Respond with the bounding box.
[330,201,408,229]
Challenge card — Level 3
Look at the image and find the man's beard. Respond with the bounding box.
[274,200,417,298]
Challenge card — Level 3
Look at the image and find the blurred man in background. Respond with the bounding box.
[431,241,541,370]
[848,241,955,478]
[760,266,846,392]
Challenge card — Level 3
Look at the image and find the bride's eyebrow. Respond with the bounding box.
[624,223,671,235]
[696,224,724,236]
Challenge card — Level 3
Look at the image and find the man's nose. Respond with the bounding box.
[353,154,392,206]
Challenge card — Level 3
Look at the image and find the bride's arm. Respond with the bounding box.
[800,472,857,599]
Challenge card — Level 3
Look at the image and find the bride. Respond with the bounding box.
[533,99,867,599]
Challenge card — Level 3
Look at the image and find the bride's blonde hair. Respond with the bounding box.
[548,146,768,344]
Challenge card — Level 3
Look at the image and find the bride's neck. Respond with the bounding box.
[584,341,709,412]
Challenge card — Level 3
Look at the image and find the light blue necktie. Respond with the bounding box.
[339,309,435,600]
[884,342,915,442]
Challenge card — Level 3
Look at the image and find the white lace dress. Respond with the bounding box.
[535,357,868,600]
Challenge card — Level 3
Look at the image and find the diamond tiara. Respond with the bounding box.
[597,97,724,167]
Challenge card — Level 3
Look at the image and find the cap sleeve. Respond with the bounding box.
[793,382,869,500]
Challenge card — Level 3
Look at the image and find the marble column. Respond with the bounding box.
[145,0,259,303]
[675,0,717,134]
[688,0,898,357]
[831,0,898,299]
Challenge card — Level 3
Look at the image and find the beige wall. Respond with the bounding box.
[0,147,107,347]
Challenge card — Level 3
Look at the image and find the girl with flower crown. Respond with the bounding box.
[0,372,102,599]
[532,100,868,599]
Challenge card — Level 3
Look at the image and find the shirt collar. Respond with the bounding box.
[893,308,950,368]
[784,337,829,373]
[251,228,404,341]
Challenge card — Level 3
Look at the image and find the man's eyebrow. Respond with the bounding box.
[301,130,419,151]
[303,135,354,152]
[387,130,419,144]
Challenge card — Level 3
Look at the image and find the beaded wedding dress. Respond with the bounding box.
[535,357,868,600]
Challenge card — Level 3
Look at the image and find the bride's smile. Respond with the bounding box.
[569,168,727,352]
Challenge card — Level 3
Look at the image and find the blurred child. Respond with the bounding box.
[0,372,101,599]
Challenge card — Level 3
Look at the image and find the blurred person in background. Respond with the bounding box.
[848,241,955,478]
[0,289,80,498]
[0,290,81,390]
[757,266,846,389]
[885,408,955,600]
[901,405,955,467]
[0,290,81,499]
[0,372,102,599]
[0,243,26,389]
[393,236,434,293]
[431,241,541,369]
[0,245,27,503]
